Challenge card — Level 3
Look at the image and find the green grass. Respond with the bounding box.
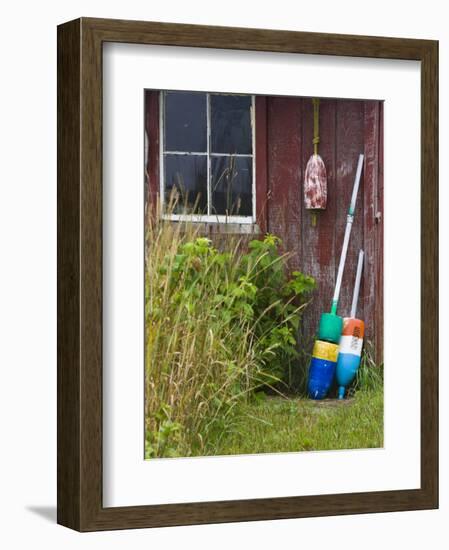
[195,388,383,457]
[145,215,317,459]
[144,205,384,459]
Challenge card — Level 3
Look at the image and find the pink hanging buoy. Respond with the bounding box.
[304,98,327,215]
[304,153,327,209]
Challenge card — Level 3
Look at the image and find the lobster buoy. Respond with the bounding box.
[336,319,364,399]
[304,154,327,210]
[336,250,365,399]
[318,312,343,344]
[308,340,339,400]
[304,99,327,223]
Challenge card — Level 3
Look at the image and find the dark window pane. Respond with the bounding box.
[164,154,207,214]
[211,95,252,154]
[211,156,252,216]
[164,92,207,152]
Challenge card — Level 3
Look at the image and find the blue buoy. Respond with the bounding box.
[307,356,337,400]
[336,351,362,399]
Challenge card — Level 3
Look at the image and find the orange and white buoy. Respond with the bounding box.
[336,250,365,399]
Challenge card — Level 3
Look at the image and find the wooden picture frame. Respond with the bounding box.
[57,17,438,531]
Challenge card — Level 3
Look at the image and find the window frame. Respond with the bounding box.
[159,91,256,224]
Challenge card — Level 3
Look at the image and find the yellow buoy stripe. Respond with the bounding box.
[312,340,339,362]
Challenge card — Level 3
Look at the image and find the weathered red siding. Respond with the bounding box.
[266,97,383,361]
[255,96,268,234]
[145,92,384,362]
[145,91,160,219]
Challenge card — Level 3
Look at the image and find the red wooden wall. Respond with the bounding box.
[145,92,384,362]
[265,97,384,362]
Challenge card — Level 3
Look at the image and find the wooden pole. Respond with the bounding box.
[331,153,364,314]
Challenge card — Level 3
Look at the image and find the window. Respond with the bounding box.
[160,91,255,222]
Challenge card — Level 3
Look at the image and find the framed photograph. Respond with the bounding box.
[57,17,438,531]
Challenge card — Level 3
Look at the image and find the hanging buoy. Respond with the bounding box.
[336,250,365,399]
[304,98,327,225]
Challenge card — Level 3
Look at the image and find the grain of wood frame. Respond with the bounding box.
[57,17,438,531]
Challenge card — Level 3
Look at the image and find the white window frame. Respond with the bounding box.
[159,91,256,224]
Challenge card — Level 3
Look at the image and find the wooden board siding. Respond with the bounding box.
[255,96,268,234]
[335,100,365,340]
[267,97,384,362]
[300,98,338,352]
[266,97,303,272]
[145,91,384,362]
[377,102,384,362]
[145,91,160,220]
[363,100,383,362]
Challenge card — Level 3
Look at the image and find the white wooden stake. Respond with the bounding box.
[331,153,364,314]
[350,250,364,318]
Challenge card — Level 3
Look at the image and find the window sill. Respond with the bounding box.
[168,219,261,235]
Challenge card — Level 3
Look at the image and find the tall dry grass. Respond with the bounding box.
[145,170,321,457]
[145,218,277,457]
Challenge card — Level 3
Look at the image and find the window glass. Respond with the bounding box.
[211,156,252,216]
[210,95,252,155]
[164,92,207,152]
[164,154,208,214]
[162,92,254,218]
